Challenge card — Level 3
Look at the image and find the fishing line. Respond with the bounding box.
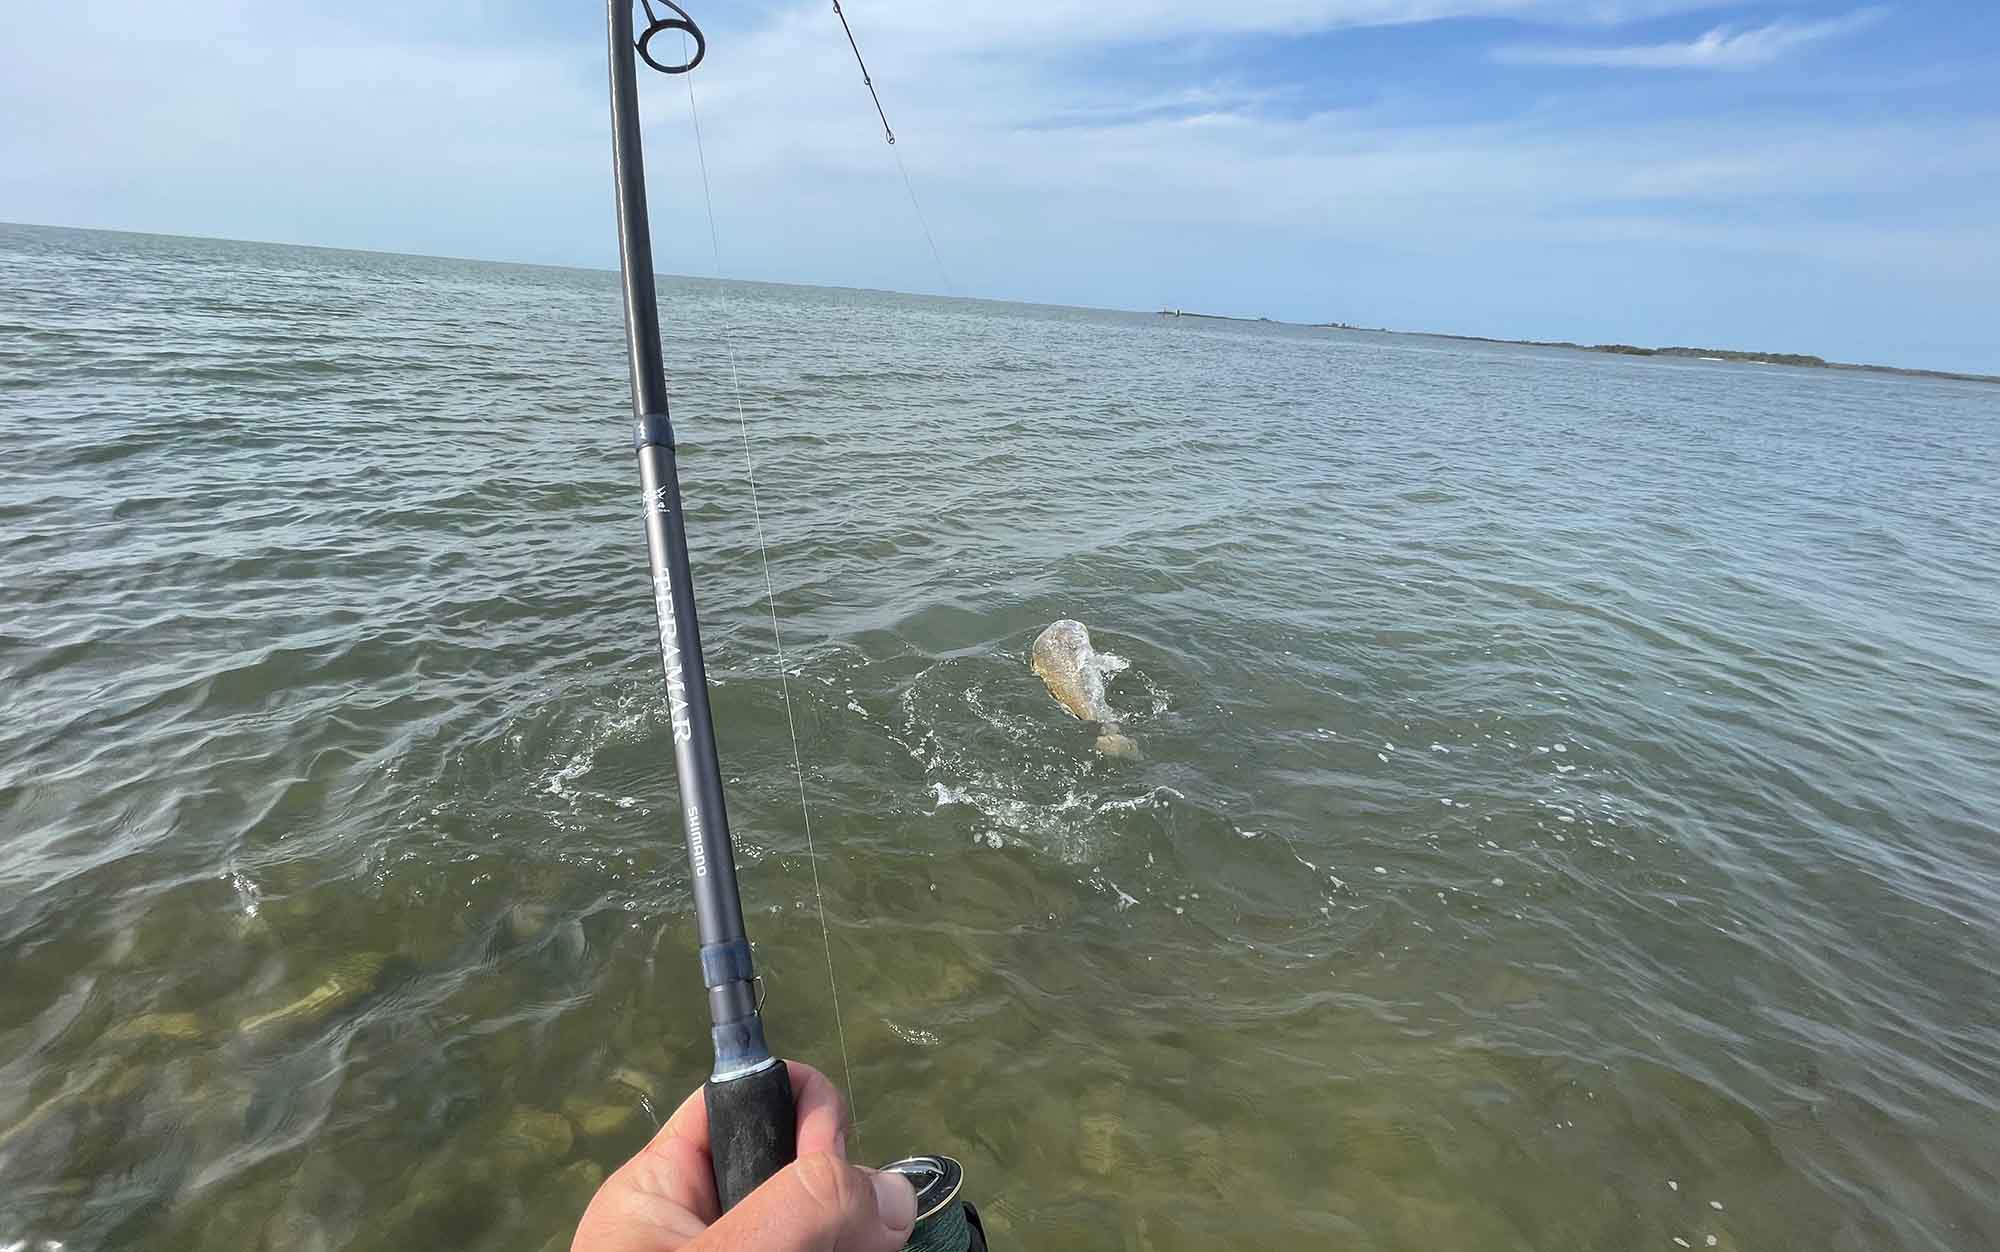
[617,8,984,1240]
[679,31,864,1153]
[830,1,955,294]
[892,146,955,296]
[882,1154,983,1252]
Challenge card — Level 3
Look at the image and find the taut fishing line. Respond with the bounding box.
[626,5,983,1244]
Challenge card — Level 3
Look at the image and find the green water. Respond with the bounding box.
[3,222,1998,1250]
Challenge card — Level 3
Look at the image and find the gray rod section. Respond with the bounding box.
[608,0,767,1071]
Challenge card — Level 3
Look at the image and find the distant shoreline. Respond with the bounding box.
[1156,309,1276,325]
[1159,309,2000,386]
[7,223,1989,384]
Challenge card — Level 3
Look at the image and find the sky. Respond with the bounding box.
[4,1,1997,373]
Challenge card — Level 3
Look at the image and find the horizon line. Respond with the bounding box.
[6,219,1991,384]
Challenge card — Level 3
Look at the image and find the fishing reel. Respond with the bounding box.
[881,1156,986,1252]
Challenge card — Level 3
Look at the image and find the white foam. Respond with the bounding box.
[1098,786,1183,813]
[228,869,261,919]
[542,750,594,797]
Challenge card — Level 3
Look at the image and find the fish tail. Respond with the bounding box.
[1094,723,1139,759]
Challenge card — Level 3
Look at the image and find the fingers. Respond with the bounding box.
[609,1083,719,1224]
[786,1061,850,1162]
[659,1082,712,1149]
[646,1061,843,1163]
[694,1152,915,1252]
[570,1133,712,1252]
[624,1061,842,1210]
[568,1061,858,1252]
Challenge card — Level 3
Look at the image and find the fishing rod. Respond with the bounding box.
[607,0,789,1211]
[604,2,985,1244]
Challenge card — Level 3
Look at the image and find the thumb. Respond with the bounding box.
[696,1152,916,1252]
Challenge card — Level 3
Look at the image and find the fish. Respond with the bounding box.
[1029,619,1138,758]
[238,951,404,1036]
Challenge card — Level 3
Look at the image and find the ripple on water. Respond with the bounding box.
[2,224,1998,1252]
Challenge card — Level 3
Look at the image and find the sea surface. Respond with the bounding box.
[3,222,1999,1251]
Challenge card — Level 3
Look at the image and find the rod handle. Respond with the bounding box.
[706,1062,798,1211]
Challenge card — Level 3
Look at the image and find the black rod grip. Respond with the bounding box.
[706,1062,798,1211]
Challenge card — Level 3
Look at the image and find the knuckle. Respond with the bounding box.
[792,1150,858,1214]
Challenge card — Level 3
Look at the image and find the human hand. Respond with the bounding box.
[572,1061,916,1252]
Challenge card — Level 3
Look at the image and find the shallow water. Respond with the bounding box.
[3,221,1999,1251]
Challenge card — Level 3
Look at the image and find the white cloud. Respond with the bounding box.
[805,0,1724,48]
[655,3,1983,227]
[2,0,1993,367]
[0,1,1971,260]
[1496,6,1887,69]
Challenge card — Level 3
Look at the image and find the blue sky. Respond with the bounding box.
[5,1,1997,372]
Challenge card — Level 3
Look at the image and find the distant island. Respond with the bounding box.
[1158,309,1274,324]
[1159,310,1999,386]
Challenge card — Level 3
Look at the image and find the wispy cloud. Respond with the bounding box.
[804,1,1727,50]
[1496,6,1886,69]
[3,0,1994,369]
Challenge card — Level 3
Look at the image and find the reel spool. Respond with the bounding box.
[880,1155,986,1252]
